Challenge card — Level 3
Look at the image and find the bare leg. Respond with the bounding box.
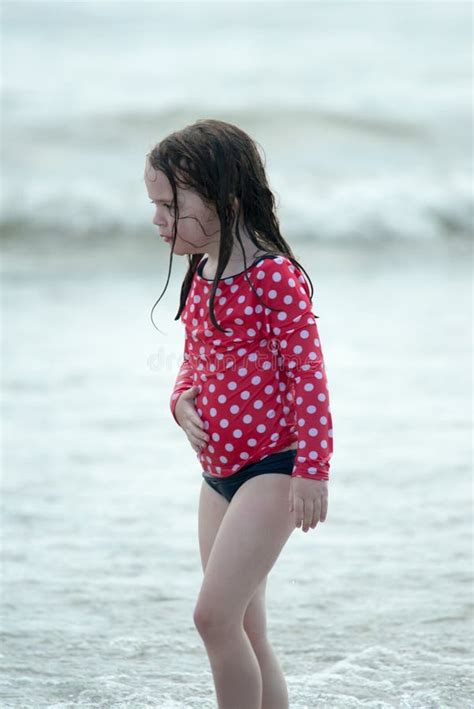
[195,474,295,709]
[242,575,289,709]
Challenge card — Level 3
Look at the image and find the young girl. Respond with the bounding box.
[144,119,333,709]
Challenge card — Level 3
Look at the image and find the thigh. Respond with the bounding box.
[194,473,295,629]
[198,479,229,572]
[197,479,268,635]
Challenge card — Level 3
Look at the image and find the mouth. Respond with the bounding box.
[161,235,173,243]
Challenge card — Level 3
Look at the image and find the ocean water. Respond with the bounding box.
[2,1,473,708]
[2,0,472,245]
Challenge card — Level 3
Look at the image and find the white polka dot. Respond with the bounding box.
[248,439,257,447]
[251,375,261,385]
[308,428,318,436]
[233,429,243,438]
[256,424,266,433]
[283,295,293,304]
[228,381,237,390]
[241,391,250,400]
[243,414,253,424]
[220,419,229,428]
[272,272,282,282]
[218,394,227,404]
[230,405,240,414]
[253,400,263,409]
[210,408,217,416]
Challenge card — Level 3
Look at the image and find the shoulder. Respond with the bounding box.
[249,253,316,328]
[252,254,311,299]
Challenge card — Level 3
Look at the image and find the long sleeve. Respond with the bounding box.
[170,335,195,426]
[259,256,334,481]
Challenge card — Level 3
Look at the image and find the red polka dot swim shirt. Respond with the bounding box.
[170,253,334,481]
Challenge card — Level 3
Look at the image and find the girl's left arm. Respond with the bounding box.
[261,257,334,481]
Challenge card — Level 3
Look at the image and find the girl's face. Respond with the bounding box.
[144,160,220,255]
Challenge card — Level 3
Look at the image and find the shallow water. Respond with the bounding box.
[1,238,472,708]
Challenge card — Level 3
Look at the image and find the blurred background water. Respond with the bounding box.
[1,1,472,708]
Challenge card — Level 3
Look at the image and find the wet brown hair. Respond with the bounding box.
[146,118,317,334]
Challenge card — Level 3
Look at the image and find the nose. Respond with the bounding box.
[152,205,169,229]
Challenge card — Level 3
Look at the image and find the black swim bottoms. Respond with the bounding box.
[202,448,297,503]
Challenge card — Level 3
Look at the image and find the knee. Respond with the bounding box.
[243,622,268,647]
[193,603,237,639]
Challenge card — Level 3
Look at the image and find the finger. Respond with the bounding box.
[302,500,314,533]
[312,496,322,528]
[189,436,207,453]
[294,497,304,528]
[184,385,200,398]
[188,422,209,443]
[186,401,205,426]
[310,500,320,529]
[320,493,328,522]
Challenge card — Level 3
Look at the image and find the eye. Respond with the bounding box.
[150,200,175,211]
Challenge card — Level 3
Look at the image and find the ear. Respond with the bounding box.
[230,195,241,218]
[225,195,240,223]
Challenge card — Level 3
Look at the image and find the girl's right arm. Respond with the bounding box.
[169,338,195,424]
[169,339,209,453]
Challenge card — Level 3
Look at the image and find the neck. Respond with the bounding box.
[203,234,267,279]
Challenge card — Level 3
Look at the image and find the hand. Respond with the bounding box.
[174,385,210,454]
[289,477,328,532]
